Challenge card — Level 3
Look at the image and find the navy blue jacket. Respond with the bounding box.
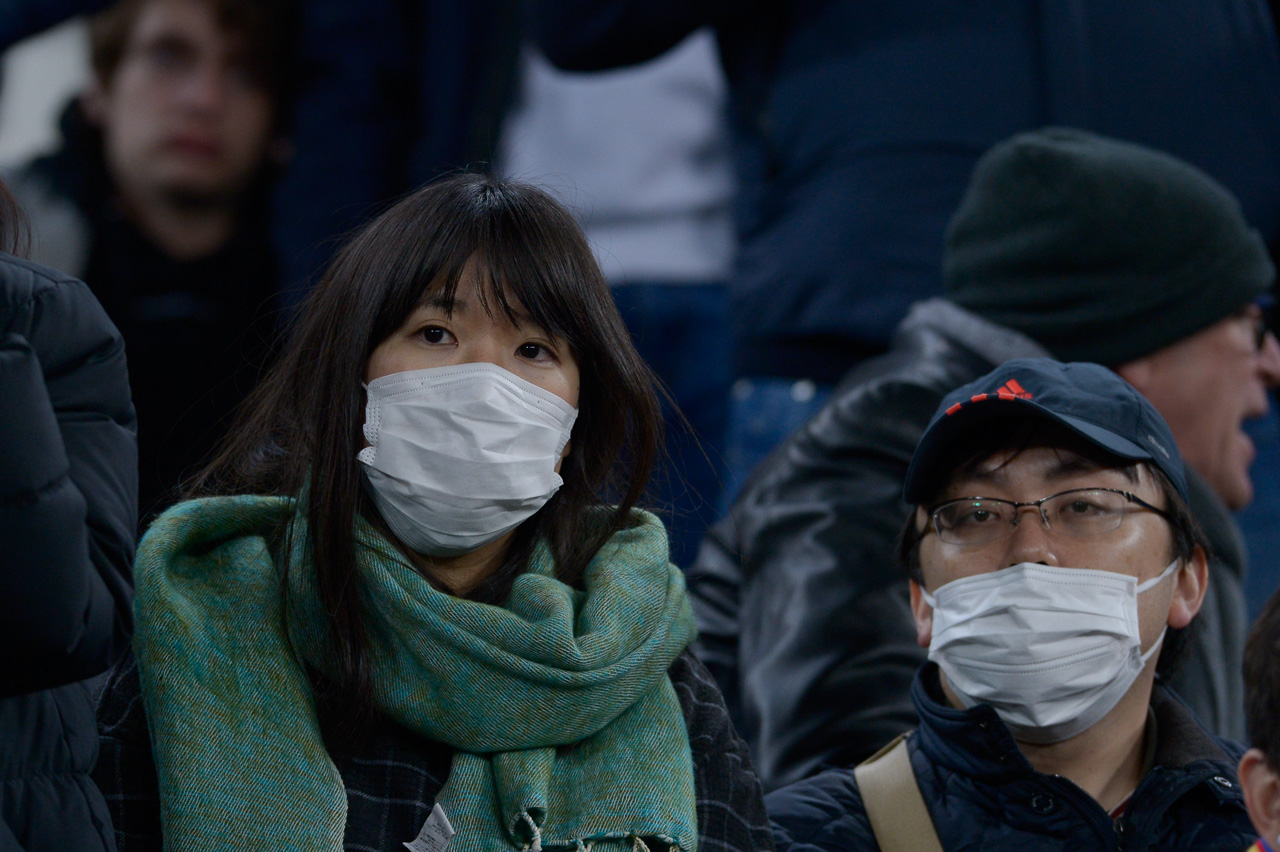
[530,0,1280,381]
[270,0,519,299]
[768,665,1254,852]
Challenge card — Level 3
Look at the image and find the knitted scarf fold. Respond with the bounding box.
[133,496,698,852]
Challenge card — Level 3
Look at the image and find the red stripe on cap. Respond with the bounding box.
[945,402,963,416]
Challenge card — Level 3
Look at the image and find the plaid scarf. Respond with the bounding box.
[133,496,698,852]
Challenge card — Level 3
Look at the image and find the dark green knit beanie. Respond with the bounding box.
[945,127,1273,365]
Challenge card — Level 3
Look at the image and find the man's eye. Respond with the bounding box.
[961,509,996,525]
[941,504,1000,528]
[519,342,550,360]
[1060,494,1114,516]
[143,41,193,73]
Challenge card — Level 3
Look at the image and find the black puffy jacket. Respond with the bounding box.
[0,252,136,851]
[689,298,1250,789]
[768,665,1254,852]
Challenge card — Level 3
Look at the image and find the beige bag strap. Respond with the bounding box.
[853,733,944,852]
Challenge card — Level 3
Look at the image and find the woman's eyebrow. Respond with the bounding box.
[412,293,550,333]
[415,295,463,312]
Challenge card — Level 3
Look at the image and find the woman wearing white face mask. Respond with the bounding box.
[92,174,773,852]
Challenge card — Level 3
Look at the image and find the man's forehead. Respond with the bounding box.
[939,441,1139,496]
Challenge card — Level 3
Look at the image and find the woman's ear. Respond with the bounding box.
[1167,545,1208,629]
[1239,749,1280,844]
[909,579,933,649]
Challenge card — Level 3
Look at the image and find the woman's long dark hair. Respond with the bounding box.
[0,178,30,258]
[189,173,663,738]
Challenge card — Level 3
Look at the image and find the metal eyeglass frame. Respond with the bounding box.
[926,487,1174,545]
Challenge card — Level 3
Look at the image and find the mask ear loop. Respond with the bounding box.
[1134,557,1183,662]
[1135,557,1181,594]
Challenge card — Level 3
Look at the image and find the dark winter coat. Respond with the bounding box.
[767,665,1254,852]
[529,0,1280,382]
[94,650,775,852]
[690,299,1250,790]
[0,252,137,851]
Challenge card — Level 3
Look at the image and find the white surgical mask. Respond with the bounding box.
[922,558,1181,743]
[357,363,578,556]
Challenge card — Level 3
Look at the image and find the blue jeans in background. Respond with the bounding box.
[720,376,834,513]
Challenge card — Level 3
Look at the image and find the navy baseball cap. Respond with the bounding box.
[903,358,1187,504]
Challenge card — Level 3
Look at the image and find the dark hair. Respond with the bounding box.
[89,0,297,108]
[189,173,663,740]
[895,419,1208,675]
[0,177,29,258]
[1245,587,1280,771]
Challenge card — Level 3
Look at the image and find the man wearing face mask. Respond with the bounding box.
[768,358,1256,852]
[692,128,1280,789]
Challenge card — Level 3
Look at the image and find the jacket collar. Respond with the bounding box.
[911,663,1239,784]
[1183,465,1248,581]
[895,298,1051,366]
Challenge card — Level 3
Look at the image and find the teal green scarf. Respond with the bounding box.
[133,496,698,852]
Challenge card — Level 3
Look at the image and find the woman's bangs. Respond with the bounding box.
[471,235,586,345]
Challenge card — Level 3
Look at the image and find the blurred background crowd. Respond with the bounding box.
[5,1,1280,593]
[5,0,1280,845]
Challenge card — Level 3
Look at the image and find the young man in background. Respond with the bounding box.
[5,0,295,520]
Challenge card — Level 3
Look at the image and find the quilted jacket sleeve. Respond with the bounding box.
[766,763,875,852]
[0,253,137,697]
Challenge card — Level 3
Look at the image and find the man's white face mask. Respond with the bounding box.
[357,363,578,557]
[922,558,1181,743]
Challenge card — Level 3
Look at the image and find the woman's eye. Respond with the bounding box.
[420,326,454,345]
[519,342,553,361]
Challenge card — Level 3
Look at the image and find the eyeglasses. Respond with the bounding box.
[926,487,1173,546]
[1246,297,1275,352]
